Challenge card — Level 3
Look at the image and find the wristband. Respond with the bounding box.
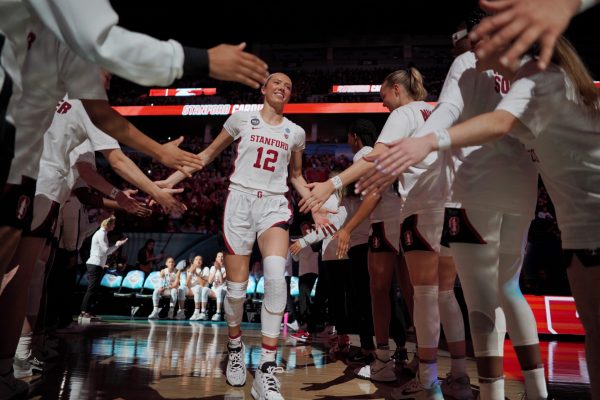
[110,187,120,200]
[330,175,343,190]
[434,129,452,150]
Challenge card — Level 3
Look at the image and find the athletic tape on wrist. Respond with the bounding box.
[434,129,452,150]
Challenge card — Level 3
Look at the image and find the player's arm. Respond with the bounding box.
[289,150,334,228]
[99,148,185,213]
[81,99,203,177]
[335,193,381,258]
[157,128,235,189]
[298,143,388,213]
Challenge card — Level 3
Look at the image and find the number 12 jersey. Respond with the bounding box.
[223,111,305,194]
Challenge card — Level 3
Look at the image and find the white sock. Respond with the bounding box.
[153,307,159,312]
[479,376,504,400]
[260,344,277,366]
[523,367,548,399]
[375,345,390,362]
[450,357,467,376]
[0,358,13,376]
[419,359,438,389]
[194,308,200,313]
[16,334,32,360]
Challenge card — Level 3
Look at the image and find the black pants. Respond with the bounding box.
[45,248,79,329]
[80,264,103,313]
[324,259,353,334]
[348,244,375,350]
[298,273,318,328]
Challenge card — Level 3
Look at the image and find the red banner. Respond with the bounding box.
[331,84,382,93]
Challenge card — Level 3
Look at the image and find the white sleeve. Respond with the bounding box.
[24,0,184,86]
[292,126,306,152]
[496,63,565,138]
[437,54,473,111]
[223,112,245,140]
[57,41,107,101]
[377,109,414,144]
[414,102,462,138]
[81,110,120,151]
[579,0,599,13]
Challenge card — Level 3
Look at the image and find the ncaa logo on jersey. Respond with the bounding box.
[404,231,413,246]
[251,118,260,126]
[449,216,460,236]
[284,128,290,139]
[15,195,30,220]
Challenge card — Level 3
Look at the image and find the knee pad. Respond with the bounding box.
[413,285,440,349]
[224,280,248,327]
[178,287,186,300]
[469,307,507,357]
[262,255,287,314]
[261,256,287,338]
[438,289,465,343]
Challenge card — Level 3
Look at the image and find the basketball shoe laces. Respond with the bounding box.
[229,347,244,371]
[263,364,284,392]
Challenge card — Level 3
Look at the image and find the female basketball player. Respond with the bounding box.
[158,72,331,400]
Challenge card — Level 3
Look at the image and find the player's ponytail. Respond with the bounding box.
[383,68,428,102]
[550,36,600,115]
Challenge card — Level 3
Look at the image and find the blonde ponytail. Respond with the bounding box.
[383,67,428,101]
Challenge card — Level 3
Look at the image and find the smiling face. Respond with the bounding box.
[380,83,403,112]
[261,73,292,108]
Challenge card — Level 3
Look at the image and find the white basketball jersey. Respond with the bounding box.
[439,52,537,215]
[36,99,119,204]
[223,111,305,194]
[497,62,600,249]
[374,101,434,221]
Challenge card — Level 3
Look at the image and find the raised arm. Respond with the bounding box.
[288,150,334,228]
[81,99,203,177]
[157,128,235,188]
[100,148,185,213]
[298,143,388,213]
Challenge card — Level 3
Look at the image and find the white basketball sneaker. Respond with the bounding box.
[226,342,247,387]
[251,361,285,400]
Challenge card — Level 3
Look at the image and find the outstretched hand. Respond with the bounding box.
[158,137,205,178]
[208,42,270,89]
[299,181,335,214]
[471,0,580,71]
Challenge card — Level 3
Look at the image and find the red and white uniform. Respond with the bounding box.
[497,62,600,249]
[438,52,537,216]
[36,99,119,204]
[222,111,305,255]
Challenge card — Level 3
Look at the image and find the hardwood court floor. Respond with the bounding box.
[25,317,589,399]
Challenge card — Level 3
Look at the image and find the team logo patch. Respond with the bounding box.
[404,231,413,246]
[372,236,380,249]
[251,118,260,126]
[449,216,460,236]
[15,195,31,221]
